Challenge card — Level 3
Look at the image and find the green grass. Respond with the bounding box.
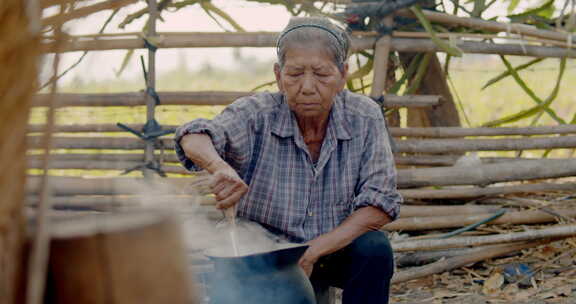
[447,57,576,128]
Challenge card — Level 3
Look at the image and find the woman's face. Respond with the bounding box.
[274,43,348,120]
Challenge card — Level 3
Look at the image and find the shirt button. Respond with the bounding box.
[308,211,314,217]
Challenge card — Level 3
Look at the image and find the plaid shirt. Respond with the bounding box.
[175,90,402,242]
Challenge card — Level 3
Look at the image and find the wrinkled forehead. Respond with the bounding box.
[281,43,340,70]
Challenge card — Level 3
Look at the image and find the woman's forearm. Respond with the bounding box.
[180,133,248,209]
[180,133,228,173]
[312,206,391,257]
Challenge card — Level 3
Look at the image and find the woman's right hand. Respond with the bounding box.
[209,162,248,210]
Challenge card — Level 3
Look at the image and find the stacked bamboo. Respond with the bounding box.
[390,198,576,284]
[25,122,576,199]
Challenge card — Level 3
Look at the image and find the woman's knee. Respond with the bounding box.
[346,231,395,280]
[348,231,394,260]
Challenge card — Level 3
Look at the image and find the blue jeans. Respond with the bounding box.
[309,231,395,304]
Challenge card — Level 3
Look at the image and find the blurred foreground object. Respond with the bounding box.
[0,0,41,302]
[45,211,197,304]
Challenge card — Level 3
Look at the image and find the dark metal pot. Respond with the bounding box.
[206,244,316,304]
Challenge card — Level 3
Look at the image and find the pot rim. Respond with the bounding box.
[204,243,307,260]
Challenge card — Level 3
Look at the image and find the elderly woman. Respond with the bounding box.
[175,17,401,304]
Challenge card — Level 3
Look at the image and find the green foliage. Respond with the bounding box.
[389,53,422,95]
[507,0,521,13]
[481,56,567,127]
[405,53,431,95]
[507,0,555,20]
[481,58,544,90]
[411,5,463,57]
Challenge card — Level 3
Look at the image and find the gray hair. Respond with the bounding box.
[276,17,350,73]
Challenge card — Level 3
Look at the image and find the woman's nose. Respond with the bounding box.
[301,74,315,94]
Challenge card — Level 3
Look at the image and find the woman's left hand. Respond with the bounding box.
[298,234,333,277]
[298,245,319,277]
[298,248,318,277]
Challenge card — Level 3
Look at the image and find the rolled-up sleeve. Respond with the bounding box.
[352,115,402,221]
[174,99,254,173]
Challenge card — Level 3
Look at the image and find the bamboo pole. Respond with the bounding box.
[26,176,201,196]
[388,38,576,58]
[393,224,576,251]
[26,159,187,174]
[27,136,170,150]
[392,240,549,284]
[42,0,138,27]
[31,91,441,108]
[396,247,483,267]
[25,176,576,199]
[387,31,575,49]
[28,124,576,138]
[29,153,531,169]
[382,209,576,231]
[398,159,576,188]
[23,156,543,173]
[40,0,79,9]
[400,182,576,199]
[390,125,576,138]
[45,30,575,49]
[396,8,576,44]
[142,0,158,179]
[26,7,61,304]
[394,155,549,167]
[28,135,576,153]
[26,194,214,210]
[27,153,179,163]
[370,16,394,99]
[27,123,177,133]
[397,135,576,153]
[41,34,576,58]
[65,30,558,48]
[399,205,503,218]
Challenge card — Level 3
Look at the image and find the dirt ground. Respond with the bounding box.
[390,239,576,304]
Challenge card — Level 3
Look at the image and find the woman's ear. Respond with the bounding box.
[339,62,349,90]
[274,63,283,92]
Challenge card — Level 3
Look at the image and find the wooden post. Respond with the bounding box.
[0,0,40,302]
[369,16,401,129]
[400,53,461,128]
[143,0,158,179]
[369,16,394,100]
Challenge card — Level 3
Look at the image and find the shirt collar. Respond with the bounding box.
[271,91,352,141]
